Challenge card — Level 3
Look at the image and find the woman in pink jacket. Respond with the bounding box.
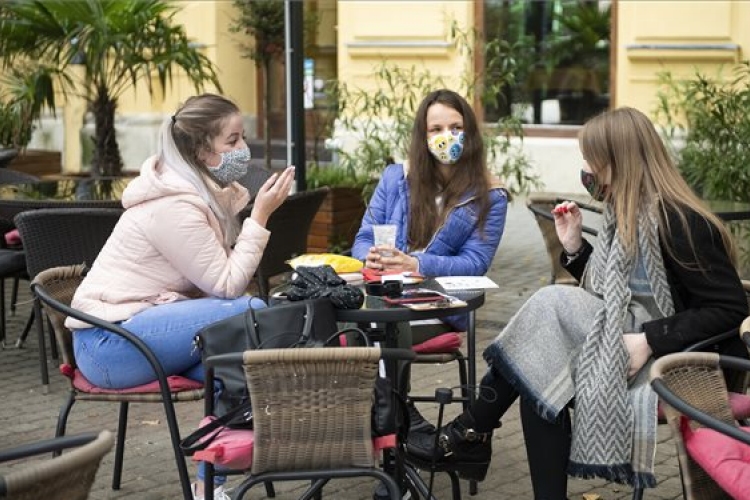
[66,94,294,500]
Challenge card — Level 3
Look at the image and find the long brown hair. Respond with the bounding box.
[579,106,736,266]
[407,89,491,249]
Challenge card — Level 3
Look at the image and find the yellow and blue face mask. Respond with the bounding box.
[427,130,465,165]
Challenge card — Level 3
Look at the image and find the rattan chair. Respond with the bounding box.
[0,169,38,347]
[0,430,114,500]
[237,166,272,201]
[14,207,124,391]
[525,193,601,285]
[651,352,750,499]
[202,347,414,500]
[31,265,204,500]
[240,187,329,299]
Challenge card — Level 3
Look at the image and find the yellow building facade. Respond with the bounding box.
[43,0,748,187]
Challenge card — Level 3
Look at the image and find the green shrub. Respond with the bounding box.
[655,62,750,202]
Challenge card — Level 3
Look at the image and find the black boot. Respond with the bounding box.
[406,413,493,481]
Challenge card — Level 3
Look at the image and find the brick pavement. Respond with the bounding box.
[0,197,685,499]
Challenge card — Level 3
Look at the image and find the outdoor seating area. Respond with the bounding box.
[0,198,700,499]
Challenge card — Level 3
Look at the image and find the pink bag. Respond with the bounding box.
[187,416,255,470]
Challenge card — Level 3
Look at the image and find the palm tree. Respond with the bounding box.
[231,0,285,171]
[0,0,221,177]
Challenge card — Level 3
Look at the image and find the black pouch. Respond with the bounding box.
[285,265,365,310]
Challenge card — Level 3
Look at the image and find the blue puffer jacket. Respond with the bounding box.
[352,164,508,330]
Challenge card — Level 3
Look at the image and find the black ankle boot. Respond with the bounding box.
[406,414,492,481]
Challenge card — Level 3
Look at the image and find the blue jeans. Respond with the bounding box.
[73,296,266,487]
[73,296,266,389]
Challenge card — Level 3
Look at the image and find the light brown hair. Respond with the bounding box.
[579,106,736,267]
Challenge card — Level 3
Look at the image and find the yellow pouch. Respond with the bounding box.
[287,253,364,274]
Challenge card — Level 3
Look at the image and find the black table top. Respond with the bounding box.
[333,281,485,323]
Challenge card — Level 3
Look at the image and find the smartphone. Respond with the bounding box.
[382,290,446,305]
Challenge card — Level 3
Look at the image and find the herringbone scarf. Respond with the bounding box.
[568,204,674,487]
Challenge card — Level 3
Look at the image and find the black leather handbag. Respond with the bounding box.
[194,298,339,419]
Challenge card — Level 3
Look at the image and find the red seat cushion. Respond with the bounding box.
[658,392,750,421]
[63,365,202,394]
[4,228,20,247]
[412,332,462,354]
[681,417,750,500]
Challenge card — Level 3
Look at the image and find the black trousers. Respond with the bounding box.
[472,367,571,500]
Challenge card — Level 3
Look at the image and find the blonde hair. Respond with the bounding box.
[579,107,736,266]
[158,94,240,247]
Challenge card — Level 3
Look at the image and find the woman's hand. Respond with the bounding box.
[365,247,418,273]
[552,201,584,254]
[379,248,419,272]
[250,166,295,227]
[622,333,653,378]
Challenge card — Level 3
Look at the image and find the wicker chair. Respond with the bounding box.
[202,347,414,500]
[240,187,329,299]
[525,193,601,285]
[14,207,124,391]
[0,169,38,347]
[31,265,204,500]
[650,352,750,500]
[0,430,114,500]
[237,167,273,202]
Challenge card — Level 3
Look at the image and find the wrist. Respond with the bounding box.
[563,242,584,257]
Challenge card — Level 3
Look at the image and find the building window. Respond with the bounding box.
[483,0,611,126]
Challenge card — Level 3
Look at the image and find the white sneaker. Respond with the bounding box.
[191,482,231,500]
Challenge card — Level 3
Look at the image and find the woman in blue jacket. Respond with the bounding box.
[352,89,509,440]
[353,88,508,329]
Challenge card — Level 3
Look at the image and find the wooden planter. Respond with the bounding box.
[307,186,366,253]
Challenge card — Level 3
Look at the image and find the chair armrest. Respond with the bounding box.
[0,432,100,462]
[32,282,176,400]
[651,353,750,446]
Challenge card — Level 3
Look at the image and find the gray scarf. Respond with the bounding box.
[568,204,674,486]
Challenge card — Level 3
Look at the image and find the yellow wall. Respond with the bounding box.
[115,1,256,113]
[616,0,748,115]
[337,0,473,93]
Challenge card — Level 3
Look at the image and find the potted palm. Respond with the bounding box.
[0,0,221,177]
[0,65,59,172]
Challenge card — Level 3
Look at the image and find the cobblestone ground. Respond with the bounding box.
[0,197,684,499]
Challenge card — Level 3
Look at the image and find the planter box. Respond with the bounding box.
[307,186,366,253]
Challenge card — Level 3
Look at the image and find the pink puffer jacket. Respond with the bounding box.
[65,156,269,329]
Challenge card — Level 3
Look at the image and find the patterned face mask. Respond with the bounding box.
[427,130,465,165]
[208,147,251,185]
[580,169,609,201]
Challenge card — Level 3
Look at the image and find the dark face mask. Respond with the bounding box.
[580,169,608,201]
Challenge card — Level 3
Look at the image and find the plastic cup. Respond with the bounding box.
[372,224,397,257]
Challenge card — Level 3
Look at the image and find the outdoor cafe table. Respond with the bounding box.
[334,281,485,498]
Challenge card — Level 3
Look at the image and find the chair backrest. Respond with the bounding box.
[237,167,273,201]
[526,196,577,285]
[650,352,736,500]
[244,187,329,297]
[0,168,39,185]
[14,207,123,279]
[0,430,114,499]
[243,346,381,475]
[31,264,87,370]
